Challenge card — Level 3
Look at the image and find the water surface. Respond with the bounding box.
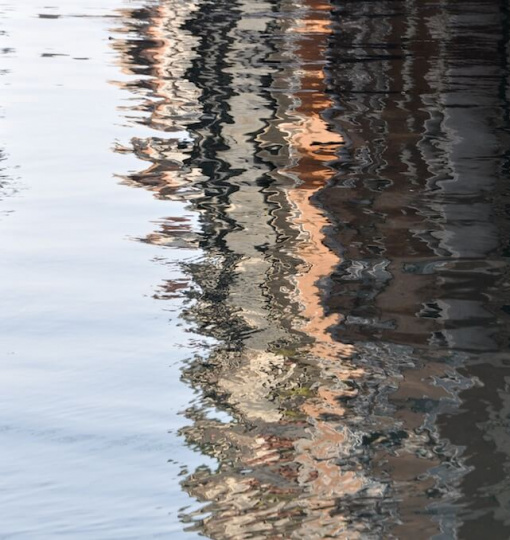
[1,0,510,539]
[0,2,207,538]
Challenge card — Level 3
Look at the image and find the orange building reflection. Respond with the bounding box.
[108,0,468,538]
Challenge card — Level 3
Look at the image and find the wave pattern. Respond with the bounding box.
[113,0,510,538]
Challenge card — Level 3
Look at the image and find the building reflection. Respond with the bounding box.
[112,0,510,538]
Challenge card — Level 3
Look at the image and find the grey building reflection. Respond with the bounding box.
[112,0,510,538]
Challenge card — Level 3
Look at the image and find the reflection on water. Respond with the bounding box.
[1,0,509,537]
[112,0,510,538]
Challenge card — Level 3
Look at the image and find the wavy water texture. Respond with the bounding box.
[111,0,510,539]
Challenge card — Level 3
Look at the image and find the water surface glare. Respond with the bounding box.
[1,0,510,539]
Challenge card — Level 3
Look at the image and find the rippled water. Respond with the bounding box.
[1,0,510,538]
[0,2,207,538]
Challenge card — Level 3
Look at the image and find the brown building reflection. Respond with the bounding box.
[111,0,510,538]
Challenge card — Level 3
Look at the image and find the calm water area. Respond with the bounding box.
[1,0,510,538]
